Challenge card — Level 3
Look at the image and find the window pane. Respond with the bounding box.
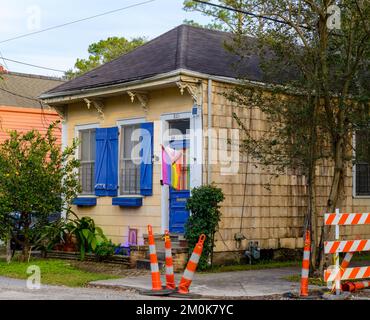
[79,163,95,194]
[80,130,90,161]
[121,160,140,195]
[120,124,141,195]
[169,119,190,136]
[356,130,370,196]
[90,130,96,161]
[122,125,140,158]
[79,128,96,194]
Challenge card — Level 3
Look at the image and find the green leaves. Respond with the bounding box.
[65,36,147,79]
[0,122,80,260]
[185,184,225,270]
[183,0,252,33]
[66,216,108,260]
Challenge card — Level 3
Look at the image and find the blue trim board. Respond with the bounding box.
[112,197,143,207]
[73,197,97,207]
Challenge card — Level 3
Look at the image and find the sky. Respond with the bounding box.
[0,0,212,77]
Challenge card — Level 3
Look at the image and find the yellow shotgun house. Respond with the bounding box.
[40,25,370,265]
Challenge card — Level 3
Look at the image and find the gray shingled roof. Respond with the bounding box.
[0,72,64,108]
[46,24,264,96]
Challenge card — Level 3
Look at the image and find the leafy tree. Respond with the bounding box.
[183,19,226,31]
[66,36,146,79]
[188,1,369,272]
[0,122,80,261]
[183,0,251,32]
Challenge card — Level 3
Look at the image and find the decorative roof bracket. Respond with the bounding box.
[176,81,202,105]
[53,105,67,120]
[127,91,149,113]
[84,98,105,119]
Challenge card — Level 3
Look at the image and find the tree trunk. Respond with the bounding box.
[317,137,345,272]
[306,94,319,274]
[6,236,12,264]
[307,170,318,275]
[20,213,31,262]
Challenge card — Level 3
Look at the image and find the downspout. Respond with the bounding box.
[208,79,213,184]
[61,108,68,219]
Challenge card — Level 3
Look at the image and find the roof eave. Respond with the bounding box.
[39,68,267,105]
[39,70,184,104]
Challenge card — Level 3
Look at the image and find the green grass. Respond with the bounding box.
[201,260,300,273]
[0,259,119,287]
[352,252,370,262]
[284,274,326,286]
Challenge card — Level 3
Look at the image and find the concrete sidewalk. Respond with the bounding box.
[90,266,321,299]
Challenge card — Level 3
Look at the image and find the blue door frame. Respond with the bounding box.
[169,140,190,234]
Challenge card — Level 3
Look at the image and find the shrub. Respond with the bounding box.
[95,240,116,261]
[66,216,107,260]
[0,123,80,261]
[184,184,225,270]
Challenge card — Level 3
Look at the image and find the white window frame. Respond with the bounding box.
[160,110,203,233]
[74,123,99,197]
[353,131,370,199]
[116,118,146,197]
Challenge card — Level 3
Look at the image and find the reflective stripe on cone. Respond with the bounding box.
[300,230,311,297]
[164,230,176,290]
[177,234,206,294]
[148,225,162,291]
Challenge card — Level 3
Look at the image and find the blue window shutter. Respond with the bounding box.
[140,122,154,196]
[95,127,119,197]
[95,128,108,196]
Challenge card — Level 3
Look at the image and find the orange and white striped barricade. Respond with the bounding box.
[140,225,173,296]
[300,230,311,297]
[164,230,176,290]
[170,234,206,299]
[324,209,370,296]
[341,252,354,269]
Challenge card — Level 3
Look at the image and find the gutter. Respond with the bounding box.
[208,79,213,185]
[39,68,268,105]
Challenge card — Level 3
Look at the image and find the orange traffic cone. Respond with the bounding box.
[140,225,172,296]
[148,225,162,291]
[342,281,370,292]
[300,230,311,297]
[164,230,176,290]
[177,234,206,295]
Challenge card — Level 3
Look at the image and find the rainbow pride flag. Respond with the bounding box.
[161,145,185,190]
[162,145,172,186]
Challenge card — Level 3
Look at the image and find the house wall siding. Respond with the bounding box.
[66,87,193,245]
[203,80,370,254]
[65,79,370,255]
[0,105,61,143]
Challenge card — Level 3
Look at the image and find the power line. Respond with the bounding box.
[0,51,9,69]
[0,57,66,73]
[0,86,55,129]
[193,0,311,30]
[0,0,157,45]
[0,86,41,102]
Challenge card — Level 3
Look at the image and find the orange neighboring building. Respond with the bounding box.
[0,68,64,143]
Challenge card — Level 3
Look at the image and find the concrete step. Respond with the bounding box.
[143,239,188,249]
[136,259,165,271]
[143,233,187,247]
[145,247,189,260]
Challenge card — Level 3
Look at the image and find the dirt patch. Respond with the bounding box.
[351,289,370,299]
